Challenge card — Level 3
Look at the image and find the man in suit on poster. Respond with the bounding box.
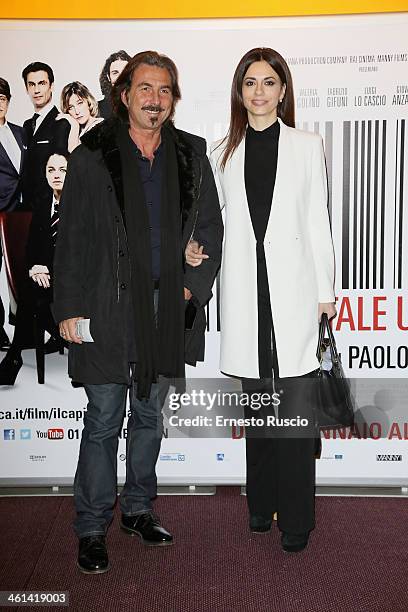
[0,78,25,212]
[0,65,69,381]
[53,51,223,574]
[0,77,26,350]
[21,62,70,210]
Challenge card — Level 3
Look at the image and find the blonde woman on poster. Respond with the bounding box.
[186,47,336,552]
[59,82,103,151]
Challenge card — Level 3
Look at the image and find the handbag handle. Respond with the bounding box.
[317,313,340,365]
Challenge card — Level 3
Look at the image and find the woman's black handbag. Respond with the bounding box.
[315,313,355,429]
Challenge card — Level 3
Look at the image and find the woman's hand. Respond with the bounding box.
[185,240,208,267]
[318,302,336,321]
[32,272,51,288]
[56,112,78,129]
[29,265,51,288]
[57,113,81,152]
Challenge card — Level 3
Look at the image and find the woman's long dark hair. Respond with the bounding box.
[220,48,295,169]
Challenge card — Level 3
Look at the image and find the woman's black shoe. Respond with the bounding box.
[44,336,66,354]
[249,515,272,533]
[281,531,309,553]
[0,351,23,385]
[77,535,109,574]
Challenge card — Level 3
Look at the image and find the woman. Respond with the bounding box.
[187,48,336,552]
[59,82,103,151]
[28,151,69,288]
[0,150,69,385]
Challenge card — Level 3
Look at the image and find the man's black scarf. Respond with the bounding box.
[117,124,185,399]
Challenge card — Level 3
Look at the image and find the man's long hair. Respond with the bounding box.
[219,47,295,170]
[99,50,131,97]
[111,51,181,123]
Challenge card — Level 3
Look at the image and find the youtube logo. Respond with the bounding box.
[47,428,64,440]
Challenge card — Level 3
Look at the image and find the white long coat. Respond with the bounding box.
[210,119,335,379]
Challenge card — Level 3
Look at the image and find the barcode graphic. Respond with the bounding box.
[209,119,407,334]
[394,119,405,290]
[300,120,407,289]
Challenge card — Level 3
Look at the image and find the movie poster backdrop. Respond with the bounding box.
[0,14,407,485]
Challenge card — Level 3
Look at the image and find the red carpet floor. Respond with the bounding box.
[0,487,407,612]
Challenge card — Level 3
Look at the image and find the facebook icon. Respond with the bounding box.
[3,429,16,440]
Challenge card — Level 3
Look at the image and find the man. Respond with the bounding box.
[0,77,26,350]
[0,78,25,212]
[0,64,68,373]
[21,62,70,210]
[98,50,131,118]
[53,51,223,574]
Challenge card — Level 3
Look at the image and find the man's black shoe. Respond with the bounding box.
[77,535,109,574]
[281,531,309,553]
[249,515,272,533]
[121,512,173,546]
[0,351,23,385]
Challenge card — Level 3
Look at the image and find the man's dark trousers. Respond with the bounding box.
[73,293,168,538]
[74,378,167,538]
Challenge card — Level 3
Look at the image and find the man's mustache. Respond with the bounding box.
[142,105,165,112]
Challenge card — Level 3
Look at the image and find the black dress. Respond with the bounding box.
[242,121,316,535]
[244,121,279,379]
[11,192,60,351]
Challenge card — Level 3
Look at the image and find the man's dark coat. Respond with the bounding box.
[0,122,25,211]
[52,118,223,384]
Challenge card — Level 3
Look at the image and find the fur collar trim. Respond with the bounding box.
[81,118,198,228]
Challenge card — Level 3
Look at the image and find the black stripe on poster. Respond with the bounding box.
[216,271,221,332]
[366,121,372,288]
[380,120,386,289]
[394,121,399,289]
[325,122,333,221]
[398,119,405,288]
[342,122,351,289]
[373,121,379,289]
[359,121,366,289]
[353,121,359,289]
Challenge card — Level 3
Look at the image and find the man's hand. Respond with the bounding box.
[184,287,192,300]
[318,303,336,321]
[59,317,84,344]
[185,240,208,267]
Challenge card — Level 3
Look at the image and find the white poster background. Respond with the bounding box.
[0,13,407,485]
